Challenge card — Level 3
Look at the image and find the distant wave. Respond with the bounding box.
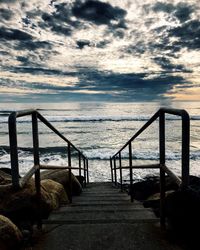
[0,114,199,124]
[0,111,200,123]
[0,145,77,154]
[1,146,200,161]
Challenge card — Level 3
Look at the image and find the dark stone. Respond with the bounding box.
[40,169,82,196]
[75,175,85,187]
[0,167,21,178]
[130,175,179,201]
[165,179,200,248]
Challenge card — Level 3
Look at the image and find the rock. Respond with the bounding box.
[0,167,21,178]
[165,185,200,248]
[143,191,174,217]
[41,179,69,210]
[75,175,85,187]
[130,175,179,201]
[40,169,82,196]
[0,170,12,186]
[0,178,52,227]
[0,215,22,250]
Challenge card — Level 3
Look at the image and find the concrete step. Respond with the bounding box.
[47,210,156,222]
[72,196,130,202]
[53,206,150,213]
[34,182,181,250]
[35,223,181,250]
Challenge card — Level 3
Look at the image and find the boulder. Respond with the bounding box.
[0,215,22,250]
[41,179,69,210]
[40,169,82,196]
[0,167,21,178]
[0,178,52,228]
[165,183,200,248]
[0,170,12,186]
[75,175,85,187]
[143,190,174,217]
[130,175,179,201]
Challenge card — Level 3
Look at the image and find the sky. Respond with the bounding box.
[0,0,200,102]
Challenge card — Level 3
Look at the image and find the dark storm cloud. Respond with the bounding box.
[7,66,74,76]
[70,68,187,101]
[152,2,174,13]
[174,3,194,22]
[170,20,200,50]
[76,40,91,49]
[0,63,190,102]
[0,0,16,3]
[40,0,127,37]
[153,56,191,72]
[0,27,32,40]
[41,10,75,36]
[0,8,13,20]
[72,0,127,26]
[15,40,52,51]
[152,2,193,22]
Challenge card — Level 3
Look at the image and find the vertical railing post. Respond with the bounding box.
[83,157,86,187]
[68,143,72,203]
[119,152,123,192]
[159,111,166,227]
[110,157,113,183]
[86,159,89,184]
[129,143,133,202]
[114,157,117,186]
[181,113,190,188]
[32,112,42,229]
[78,152,81,177]
[8,113,20,188]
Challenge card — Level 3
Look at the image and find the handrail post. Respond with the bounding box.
[78,152,81,177]
[159,111,166,227]
[182,114,190,188]
[8,113,20,188]
[110,157,113,183]
[68,143,72,203]
[119,152,123,192]
[32,112,42,229]
[86,159,89,184]
[114,157,117,186]
[129,143,133,202]
[83,157,86,187]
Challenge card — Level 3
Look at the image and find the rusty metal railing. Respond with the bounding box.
[8,109,89,227]
[110,108,190,227]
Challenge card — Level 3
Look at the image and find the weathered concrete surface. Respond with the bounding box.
[34,182,182,250]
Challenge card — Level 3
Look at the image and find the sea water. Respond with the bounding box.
[0,102,199,182]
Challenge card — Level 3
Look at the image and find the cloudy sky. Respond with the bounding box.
[0,0,200,102]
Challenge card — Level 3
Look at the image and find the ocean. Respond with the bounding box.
[0,102,199,182]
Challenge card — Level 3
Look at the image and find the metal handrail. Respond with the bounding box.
[110,108,190,227]
[8,109,89,227]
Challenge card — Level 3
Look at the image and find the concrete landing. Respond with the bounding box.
[34,182,182,250]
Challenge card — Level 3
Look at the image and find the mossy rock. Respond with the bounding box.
[40,169,82,196]
[0,215,22,250]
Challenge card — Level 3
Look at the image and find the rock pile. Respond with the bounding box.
[0,168,82,249]
[130,175,200,248]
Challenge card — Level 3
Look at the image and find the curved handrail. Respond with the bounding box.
[110,107,190,227]
[8,109,89,190]
[112,108,189,158]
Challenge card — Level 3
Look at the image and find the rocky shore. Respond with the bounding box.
[128,175,200,249]
[0,168,83,249]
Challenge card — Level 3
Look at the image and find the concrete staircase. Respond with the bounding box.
[34,182,181,250]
